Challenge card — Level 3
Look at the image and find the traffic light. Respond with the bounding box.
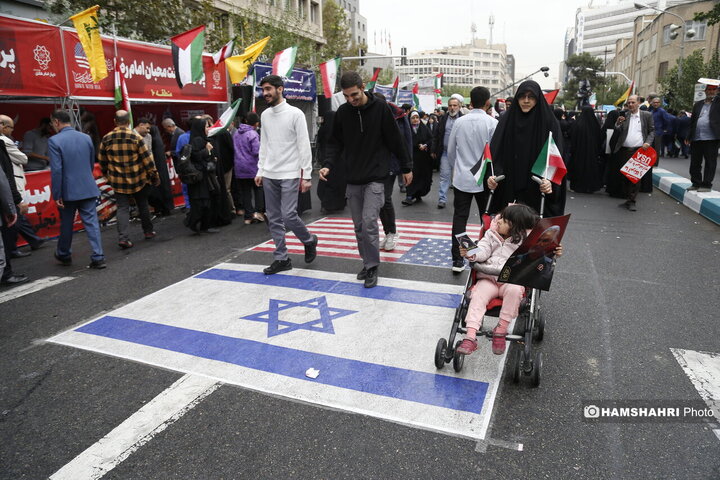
[359,48,365,66]
[401,47,407,66]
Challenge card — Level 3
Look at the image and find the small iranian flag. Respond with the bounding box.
[208,99,242,137]
[171,25,206,88]
[272,46,297,77]
[412,83,420,110]
[113,57,132,127]
[531,132,567,185]
[212,38,235,65]
[470,143,493,187]
[319,57,341,98]
[366,67,381,92]
[434,73,443,107]
[391,76,399,103]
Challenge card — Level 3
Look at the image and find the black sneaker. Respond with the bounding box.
[54,252,72,266]
[364,266,378,288]
[304,234,318,263]
[437,201,446,209]
[451,259,465,274]
[357,267,367,280]
[88,259,107,269]
[263,259,292,275]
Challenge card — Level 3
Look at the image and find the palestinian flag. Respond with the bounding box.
[212,38,235,65]
[319,57,341,98]
[412,83,420,110]
[470,143,493,187]
[366,67,381,92]
[171,25,205,88]
[113,57,132,127]
[208,98,242,137]
[543,89,560,105]
[615,81,635,107]
[531,132,567,185]
[272,46,297,77]
[434,73,443,107]
[391,76,399,103]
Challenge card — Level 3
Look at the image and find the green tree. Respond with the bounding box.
[694,4,720,25]
[596,81,631,107]
[558,52,608,109]
[659,49,716,111]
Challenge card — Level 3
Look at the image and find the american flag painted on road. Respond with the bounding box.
[250,217,483,268]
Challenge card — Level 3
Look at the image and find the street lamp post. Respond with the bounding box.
[491,66,549,97]
[634,2,694,79]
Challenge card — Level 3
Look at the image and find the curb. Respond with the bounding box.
[652,168,720,225]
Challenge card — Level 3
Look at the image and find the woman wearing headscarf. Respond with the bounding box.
[403,111,433,205]
[185,118,221,233]
[567,106,603,193]
[147,124,174,216]
[602,109,625,197]
[488,80,566,217]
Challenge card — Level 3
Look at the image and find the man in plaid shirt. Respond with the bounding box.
[98,110,160,249]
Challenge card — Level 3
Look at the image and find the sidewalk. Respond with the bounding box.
[652,155,720,225]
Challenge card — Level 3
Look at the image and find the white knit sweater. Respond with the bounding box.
[258,100,312,180]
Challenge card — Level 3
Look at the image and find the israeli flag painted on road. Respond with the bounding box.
[49,263,508,440]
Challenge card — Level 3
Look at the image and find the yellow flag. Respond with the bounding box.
[70,5,108,83]
[226,36,270,84]
[614,81,635,108]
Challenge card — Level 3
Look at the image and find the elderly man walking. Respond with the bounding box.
[432,94,464,208]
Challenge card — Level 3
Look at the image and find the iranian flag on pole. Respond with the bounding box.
[470,143,493,187]
[272,46,297,77]
[113,57,132,127]
[434,73,443,108]
[208,99,242,137]
[366,67,381,92]
[212,38,235,65]
[531,132,567,185]
[412,83,420,110]
[319,57,341,98]
[171,25,206,88]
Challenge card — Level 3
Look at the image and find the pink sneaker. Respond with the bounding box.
[456,338,478,355]
[491,328,507,355]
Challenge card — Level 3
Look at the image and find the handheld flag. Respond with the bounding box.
[272,46,297,77]
[70,5,108,83]
[212,38,235,65]
[208,99,242,137]
[171,25,206,88]
[366,67,382,92]
[614,81,635,107]
[412,83,420,110]
[391,76,399,104]
[470,143,493,187]
[434,73,443,108]
[225,36,270,84]
[531,132,566,185]
[113,57,132,127]
[543,89,560,105]
[319,57,341,98]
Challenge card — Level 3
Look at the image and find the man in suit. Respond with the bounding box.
[0,140,26,286]
[613,95,655,211]
[686,83,720,192]
[48,109,106,269]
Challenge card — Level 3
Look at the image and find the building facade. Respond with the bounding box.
[394,39,511,91]
[607,0,719,96]
[337,0,366,46]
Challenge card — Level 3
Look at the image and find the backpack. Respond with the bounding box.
[174,144,203,185]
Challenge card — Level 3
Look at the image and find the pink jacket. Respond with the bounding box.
[470,228,525,277]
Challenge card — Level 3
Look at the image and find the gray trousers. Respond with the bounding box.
[346,182,385,269]
[263,178,313,260]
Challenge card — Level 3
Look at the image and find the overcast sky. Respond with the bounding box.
[361,0,595,89]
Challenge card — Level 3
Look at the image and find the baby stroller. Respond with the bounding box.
[433,176,547,388]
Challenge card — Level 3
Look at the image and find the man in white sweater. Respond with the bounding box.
[255,75,318,275]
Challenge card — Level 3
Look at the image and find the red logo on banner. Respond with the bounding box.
[620,147,657,184]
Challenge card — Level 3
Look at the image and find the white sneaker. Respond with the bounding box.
[379,235,387,250]
[384,232,399,251]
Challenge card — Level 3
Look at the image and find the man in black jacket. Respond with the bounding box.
[319,71,412,288]
[686,83,720,192]
[0,141,27,286]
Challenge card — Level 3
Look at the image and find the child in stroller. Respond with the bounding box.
[456,203,563,356]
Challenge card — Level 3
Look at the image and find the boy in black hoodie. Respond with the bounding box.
[319,71,412,288]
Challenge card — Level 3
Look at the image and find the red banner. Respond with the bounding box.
[0,16,68,97]
[63,29,227,103]
[620,147,657,184]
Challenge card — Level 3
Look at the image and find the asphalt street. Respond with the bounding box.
[1,169,719,480]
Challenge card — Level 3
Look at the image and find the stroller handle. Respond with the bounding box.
[484,175,505,213]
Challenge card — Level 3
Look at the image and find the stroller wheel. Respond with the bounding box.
[452,340,465,372]
[434,338,448,369]
[533,310,545,342]
[511,347,522,384]
[530,351,543,388]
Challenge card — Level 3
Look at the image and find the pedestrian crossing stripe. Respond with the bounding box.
[49,263,509,440]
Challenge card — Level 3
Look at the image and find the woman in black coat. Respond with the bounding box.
[185,118,221,233]
[148,125,174,216]
[568,106,603,193]
[403,111,433,205]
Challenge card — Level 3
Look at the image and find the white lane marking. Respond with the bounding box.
[671,348,720,422]
[50,374,219,480]
[0,276,73,305]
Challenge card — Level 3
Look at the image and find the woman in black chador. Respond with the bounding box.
[568,105,603,193]
[603,109,625,198]
[488,80,566,217]
[185,118,221,233]
[403,111,433,205]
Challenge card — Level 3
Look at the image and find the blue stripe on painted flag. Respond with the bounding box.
[76,316,489,414]
[195,268,462,309]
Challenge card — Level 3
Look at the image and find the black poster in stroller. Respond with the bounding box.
[498,214,571,291]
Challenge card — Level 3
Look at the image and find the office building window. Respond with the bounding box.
[686,20,706,41]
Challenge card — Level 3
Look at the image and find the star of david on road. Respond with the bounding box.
[242,295,357,337]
